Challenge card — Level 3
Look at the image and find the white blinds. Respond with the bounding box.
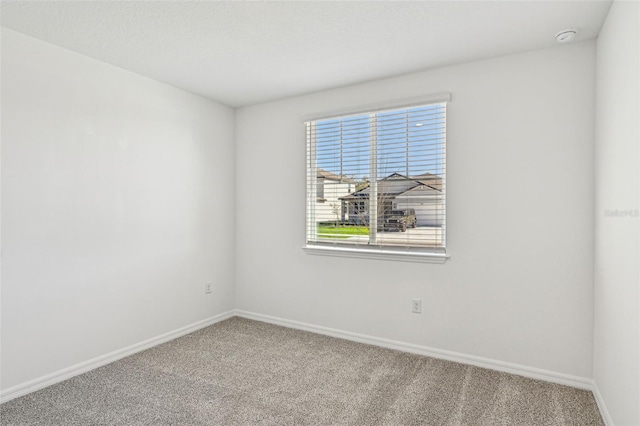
[306,102,446,253]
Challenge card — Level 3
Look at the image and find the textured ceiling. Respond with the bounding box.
[1,1,612,107]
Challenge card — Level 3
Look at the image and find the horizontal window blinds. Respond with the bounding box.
[306,102,446,253]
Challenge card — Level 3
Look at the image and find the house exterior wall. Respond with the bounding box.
[316,181,354,223]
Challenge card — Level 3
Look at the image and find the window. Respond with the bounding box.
[305,98,447,260]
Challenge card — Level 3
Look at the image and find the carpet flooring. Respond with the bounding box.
[1,317,604,425]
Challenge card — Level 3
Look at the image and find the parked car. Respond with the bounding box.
[383,209,417,232]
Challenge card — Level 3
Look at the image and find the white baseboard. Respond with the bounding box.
[234,310,593,391]
[592,381,614,426]
[0,310,235,404]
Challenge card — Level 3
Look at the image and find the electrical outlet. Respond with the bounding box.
[412,299,422,314]
[205,282,212,294]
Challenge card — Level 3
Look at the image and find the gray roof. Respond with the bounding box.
[397,184,443,197]
[340,172,442,201]
[317,168,356,183]
[411,172,443,191]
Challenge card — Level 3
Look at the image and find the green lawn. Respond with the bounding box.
[317,225,369,238]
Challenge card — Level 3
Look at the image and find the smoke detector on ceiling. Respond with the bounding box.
[555,29,577,43]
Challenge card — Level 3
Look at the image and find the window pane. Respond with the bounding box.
[314,115,371,242]
[375,104,445,248]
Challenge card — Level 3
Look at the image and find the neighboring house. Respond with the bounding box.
[316,169,356,223]
[340,172,444,226]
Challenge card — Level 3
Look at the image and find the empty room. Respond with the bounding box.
[1,1,638,425]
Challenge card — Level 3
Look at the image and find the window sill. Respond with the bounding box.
[303,244,449,263]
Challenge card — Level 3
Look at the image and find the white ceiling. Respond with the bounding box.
[1,1,612,107]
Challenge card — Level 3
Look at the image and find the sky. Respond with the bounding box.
[313,103,446,181]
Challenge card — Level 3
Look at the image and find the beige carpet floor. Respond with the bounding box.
[1,317,604,425]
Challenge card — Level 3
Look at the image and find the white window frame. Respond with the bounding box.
[303,93,451,263]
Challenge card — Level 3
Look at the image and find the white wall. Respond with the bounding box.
[1,29,236,391]
[594,1,640,424]
[236,42,596,379]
